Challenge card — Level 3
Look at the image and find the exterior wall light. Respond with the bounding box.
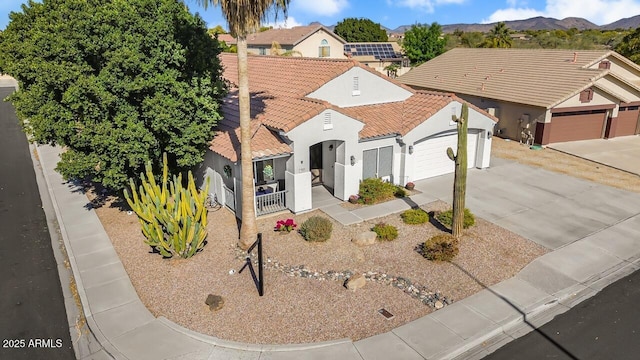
[350,155,356,166]
[408,145,414,154]
[487,131,493,139]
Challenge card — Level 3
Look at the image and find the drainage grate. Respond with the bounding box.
[378,308,394,320]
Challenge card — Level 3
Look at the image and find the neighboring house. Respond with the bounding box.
[398,48,640,145]
[244,25,346,58]
[197,54,497,218]
[344,42,410,78]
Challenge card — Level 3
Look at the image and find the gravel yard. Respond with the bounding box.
[94,196,545,344]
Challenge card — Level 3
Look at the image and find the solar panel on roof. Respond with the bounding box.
[344,43,400,60]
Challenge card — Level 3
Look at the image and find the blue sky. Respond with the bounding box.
[2,0,640,31]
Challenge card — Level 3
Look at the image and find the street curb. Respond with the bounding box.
[449,257,640,360]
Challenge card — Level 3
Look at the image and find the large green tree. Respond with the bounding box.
[616,27,640,64]
[334,18,388,42]
[0,0,226,190]
[401,23,446,66]
[196,0,290,250]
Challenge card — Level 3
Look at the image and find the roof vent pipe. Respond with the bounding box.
[572,52,578,63]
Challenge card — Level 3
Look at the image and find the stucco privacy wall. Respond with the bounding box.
[308,67,413,107]
[401,101,494,182]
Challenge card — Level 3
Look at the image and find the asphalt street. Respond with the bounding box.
[0,87,75,359]
[485,268,640,360]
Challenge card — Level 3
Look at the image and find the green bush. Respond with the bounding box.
[372,223,398,241]
[401,209,429,225]
[299,216,333,242]
[435,208,475,229]
[394,186,407,198]
[422,234,459,262]
[358,178,398,204]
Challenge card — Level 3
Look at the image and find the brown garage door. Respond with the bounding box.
[549,109,607,143]
[617,105,640,136]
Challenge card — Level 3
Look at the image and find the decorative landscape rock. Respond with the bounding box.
[434,300,444,309]
[205,294,224,312]
[352,231,377,246]
[233,246,453,308]
[345,274,366,291]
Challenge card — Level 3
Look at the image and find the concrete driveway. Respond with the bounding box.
[415,157,640,250]
[548,136,640,175]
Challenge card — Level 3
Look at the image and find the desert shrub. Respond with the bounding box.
[358,178,398,204]
[435,208,475,229]
[372,223,398,241]
[422,234,459,262]
[394,186,407,198]
[299,216,333,242]
[401,208,429,225]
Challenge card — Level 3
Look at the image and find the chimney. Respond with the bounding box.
[572,52,578,63]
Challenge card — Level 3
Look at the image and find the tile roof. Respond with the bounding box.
[211,54,492,161]
[216,34,235,44]
[398,48,617,108]
[341,91,459,139]
[245,25,345,46]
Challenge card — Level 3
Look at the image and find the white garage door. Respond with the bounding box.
[413,131,478,180]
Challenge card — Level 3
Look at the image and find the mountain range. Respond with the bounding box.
[388,15,640,34]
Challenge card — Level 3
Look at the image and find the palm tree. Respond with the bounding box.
[485,22,512,48]
[196,0,291,250]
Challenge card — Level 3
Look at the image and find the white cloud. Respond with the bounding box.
[264,16,303,29]
[482,7,544,23]
[293,0,349,16]
[484,0,640,25]
[389,0,467,13]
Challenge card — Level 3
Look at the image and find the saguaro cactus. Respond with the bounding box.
[446,103,469,238]
[124,153,209,259]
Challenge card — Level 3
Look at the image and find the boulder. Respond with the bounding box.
[345,274,366,291]
[352,231,377,246]
[205,294,225,312]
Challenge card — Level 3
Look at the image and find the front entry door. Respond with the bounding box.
[309,143,323,186]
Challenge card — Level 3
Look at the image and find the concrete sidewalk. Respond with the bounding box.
[36,144,640,360]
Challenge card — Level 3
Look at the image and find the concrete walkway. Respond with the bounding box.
[36,144,640,360]
[549,136,640,176]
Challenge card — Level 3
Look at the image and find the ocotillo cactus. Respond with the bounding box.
[446,103,469,238]
[124,153,209,259]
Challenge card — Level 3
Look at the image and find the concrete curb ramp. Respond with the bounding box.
[35,144,640,360]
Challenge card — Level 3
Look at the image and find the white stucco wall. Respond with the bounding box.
[285,109,364,212]
[308,67,413,107]
[401,101,496,182]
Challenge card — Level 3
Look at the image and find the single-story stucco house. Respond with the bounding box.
[198,54,497,218]
[398,48,640,145]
